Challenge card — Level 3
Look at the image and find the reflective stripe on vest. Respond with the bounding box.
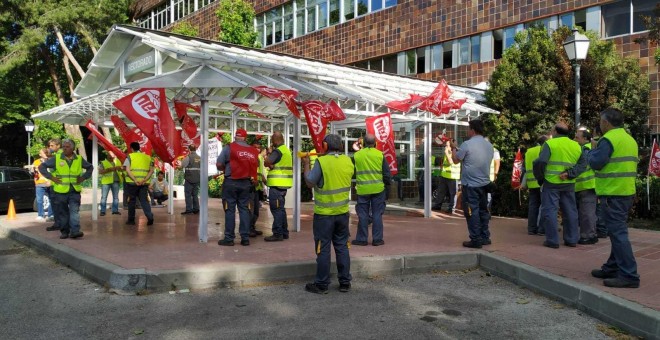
[314,154,354,215]
[575,144,595,192]
[595,128,638,196]
[441,153,460,180]
[524,146,541,189]
[354,147,384,195]
[267,144,293,188]
[125,152,152,184]
[544,137,582,184]
[53,154,83,193]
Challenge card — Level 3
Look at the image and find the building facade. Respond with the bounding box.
[134,0,659,138]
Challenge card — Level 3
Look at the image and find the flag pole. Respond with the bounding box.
[649,138,657,212]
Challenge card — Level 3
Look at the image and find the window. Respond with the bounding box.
[602,1,630,37]
[633,0,656,33]
[458,38,470,65]
[358,0,368,16]
[470,35,481,63]
[493,29,504,59]
[574,9,587,31]
[371,0,383,12]
[266,23,273,45]
[504,26,516,49]
[354,61,368,69]
[560,13,574,28]
[383,54,397,74]
[442,41,453,69]
[416,47,426,73]
[344,0,355,20]
[369,58,382,71]
[405,50,416,75]
[296,0,305,37]
[385,0,397,7]
[329,0,340,25]
[9,170,31,181]
[431,44,442,70]
[318,1,328,29]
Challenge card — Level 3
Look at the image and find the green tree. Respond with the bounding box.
[171,21,199,37]
[215,0,259,47]
[484,25,650,164]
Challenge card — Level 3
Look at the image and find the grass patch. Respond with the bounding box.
[596,324,642,340]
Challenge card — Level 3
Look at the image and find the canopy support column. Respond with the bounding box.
[168,164,174,215]
[198,90,210,243]
[424,121,432,218]
[92,112,99,221]
[293,117,301,232]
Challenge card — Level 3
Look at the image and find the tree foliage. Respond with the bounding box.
[171,21,199,37]
[484,26,650,164]
[216,0,259,47]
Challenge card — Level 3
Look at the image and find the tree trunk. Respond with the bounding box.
[76,23,98,55]
[41,47,65,105]
[53,26,85,78]
[63,55,76,96]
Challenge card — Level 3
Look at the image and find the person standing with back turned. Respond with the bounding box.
[588,107,640,288]
[352,134,391,247]
[180,145,201,215]
[264,131,293,242]
[450,120,493,249]
[303,134,354,294]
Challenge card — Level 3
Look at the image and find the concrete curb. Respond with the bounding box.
[480,253,660,340]
[3,224,658,339]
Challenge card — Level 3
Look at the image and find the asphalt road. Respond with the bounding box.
[0,237,612,340]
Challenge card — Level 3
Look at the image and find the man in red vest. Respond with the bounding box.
[216,129,259,246]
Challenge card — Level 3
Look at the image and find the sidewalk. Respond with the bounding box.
[1,191,659,336]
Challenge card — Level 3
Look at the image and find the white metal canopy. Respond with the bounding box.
[32,25,498,242]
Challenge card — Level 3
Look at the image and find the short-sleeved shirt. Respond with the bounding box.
[455,135,493,187]
[151,178,168,193]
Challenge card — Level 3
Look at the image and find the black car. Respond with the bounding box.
[0,166,36,213]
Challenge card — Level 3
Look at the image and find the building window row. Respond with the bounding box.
[255,0,397,47]
[136,0,218,30]
[350,0,653,76]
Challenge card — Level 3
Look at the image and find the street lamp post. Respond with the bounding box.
[24,121,35,165]
[563,29,590,128]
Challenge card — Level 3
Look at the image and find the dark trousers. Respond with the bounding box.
[53,191,81,236]
[540,187,579,245]
[151,191,168,205]
[222,179,253,241]
[126,183,153,222]
[313,212,351,288]
[527,188,542,234]
[596,199,607,236]
[47,187,60,227]
[269,187,289,237]
[355,191,386,243]
[462,185,490,243]
[576,189,597,239]
[184,181,200,212]
[600,196,639,283]
[251,189,260,229]
[435,176,457,211]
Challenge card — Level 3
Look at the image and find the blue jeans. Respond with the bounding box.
[53,191,81,235]
[269,188,289,237]
[313,212,351,288]
[596,199,607,236]
[222,179,253,241]
[126,184,153,222]
[600,196,639,283]
[100,182,120,214]
[540,187,579,245]
[576,189,597,239]
[184,181,199,212]
[462,185,490,242]
[527,188,541,233]
[250,190,260,229]
[355,190,386,243]
[35,186,53,218]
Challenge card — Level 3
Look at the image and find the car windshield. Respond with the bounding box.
[9,170,31,181]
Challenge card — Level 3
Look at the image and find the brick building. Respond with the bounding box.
[133,0,659,140]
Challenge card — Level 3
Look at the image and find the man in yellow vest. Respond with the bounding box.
[352,134,391,247]
[303,134,354,294]
[249,141,266,238]
[523,135,548,235]
[533,122,585,249]
[588,108,639,288]
[45,138,63,231]
[434,139,460,214]
[123,142,155,226]
[264,131,293,242]
[99,151,123,216]
[38,139,93,239]
[574,128,598,245]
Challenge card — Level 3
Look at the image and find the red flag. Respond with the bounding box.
[112,88,182,163]
[84,120,127,163]
[173,101,201,148]
[110,115,153,157]
[511,148,523,189]
[649,139,660,177]
[300,101,329,152]
[366,113,398,175]
[385,94,426,113]
[251,86,301,118]
[231,102,268,119]
[321,100,346,122]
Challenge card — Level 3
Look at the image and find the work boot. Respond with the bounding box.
[218,239,234,246]
[542,241,559,249]
[603,278,639,288]
[305,283,328,295]
[338,283,351,293]
[351,240,368,246]
[70,231,84,239]
[591,269,617,279]
[462,240,482,249]
[264,235,283,242]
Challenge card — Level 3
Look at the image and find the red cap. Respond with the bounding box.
[235,128,247,138]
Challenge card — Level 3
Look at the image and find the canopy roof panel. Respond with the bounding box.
[32,25,498,127]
